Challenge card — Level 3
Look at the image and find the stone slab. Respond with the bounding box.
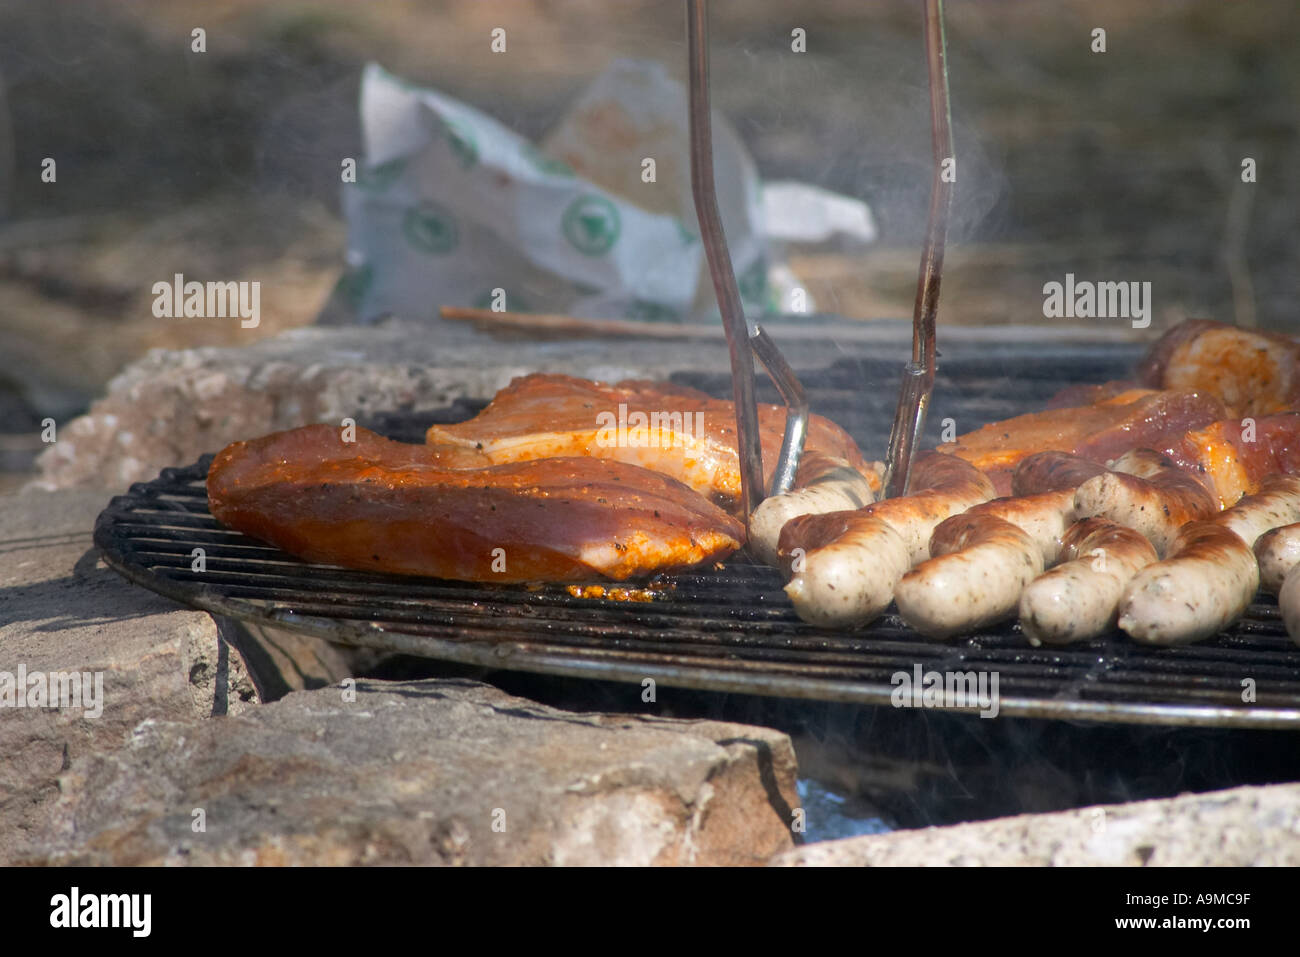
[11,677,801,866]
[772,782,1300,866]
[0,489,260,851]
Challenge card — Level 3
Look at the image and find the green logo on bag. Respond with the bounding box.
[445,118,478,169]
[402,202,459,254]
[335,262,374,306]
[562,195,621,256]
[357,157,406,192]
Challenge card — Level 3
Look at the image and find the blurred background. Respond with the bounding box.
[0,0,1296,491]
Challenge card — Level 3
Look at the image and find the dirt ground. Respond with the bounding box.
[0,0,1296,487]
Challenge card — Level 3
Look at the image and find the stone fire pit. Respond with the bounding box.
[4,319,1298,866]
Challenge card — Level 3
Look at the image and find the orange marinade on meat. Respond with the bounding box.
[937,389,1227,495]
[1138,319,1300,418]
[207,424,744,583]
[1159,413,1300,507]
[424,373,876,511]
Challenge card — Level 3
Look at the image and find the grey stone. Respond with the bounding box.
[0,489,261,848]
[771,783,1300,866]
[10,678,801,866]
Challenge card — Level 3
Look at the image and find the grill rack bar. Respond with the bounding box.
[95,452,1300,729]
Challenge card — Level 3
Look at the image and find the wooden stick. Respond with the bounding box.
[440,305,725,340]
[442,303,977,344]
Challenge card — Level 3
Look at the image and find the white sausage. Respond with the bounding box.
[1212,474,1300,547]
[1255,522,1300,593]
[1117,522,1259,645]
[779,452,994,627]
[749,454,877,566]
[1018,518,1157,646]
[781,516,912,627]
[963,488,1076,566]
[1074,450,1218,557]
[894,514,1044,639]
[1279,563,1300,646]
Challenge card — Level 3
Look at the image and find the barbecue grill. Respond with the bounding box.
[93,350,1300,730]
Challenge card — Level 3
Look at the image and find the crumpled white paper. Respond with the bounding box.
[339,59,875,325]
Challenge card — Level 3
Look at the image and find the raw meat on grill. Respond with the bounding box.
[1137,319,1300,418]
[207,424,744,583]
[1156,412,1300,508]
[205,317,1300,646]
[935,388,1227,495]
[424,372,877,513]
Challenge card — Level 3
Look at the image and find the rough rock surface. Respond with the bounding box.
[11,678,801,866]
[0,489,260,847]
[2,490,802,867]
[772,783,1300,866]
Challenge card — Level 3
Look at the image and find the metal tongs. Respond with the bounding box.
[882,0,954,498]
[685,0,954,519]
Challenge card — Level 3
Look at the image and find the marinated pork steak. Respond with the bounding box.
[937,389,1227,495]
[1157,412,1300,507]
[424,373,877,512]
[208,424,744,583]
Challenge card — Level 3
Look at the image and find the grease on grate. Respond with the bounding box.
[565,583,673,602]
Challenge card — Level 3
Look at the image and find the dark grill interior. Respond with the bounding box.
[93,350,1300,728]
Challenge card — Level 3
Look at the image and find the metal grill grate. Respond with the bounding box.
[93,351,1300,728]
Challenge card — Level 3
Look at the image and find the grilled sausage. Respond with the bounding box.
[1255,522,1300,593]
[890,482,1080,639]
[1073,449,1219,557]
[1279,564,1300,646]
[859,453,998,564]
[1213,476,1300,592]
[1112,473,1300,645]
[1018,518,1158,645]
[963,488,1077,565]
[749,451,878,566]
[779,452,994,627]
[893,514,1044,638]
[1117,522,1259,645]
[1011,451,1108,496]
[780,514,913,627]
[1212,474,1300,548]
